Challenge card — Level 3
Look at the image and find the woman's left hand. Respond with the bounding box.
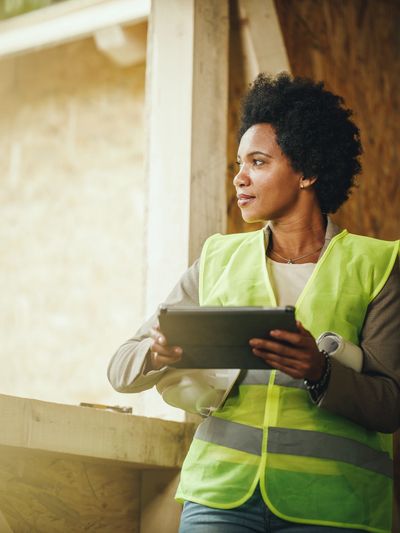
[249,321,325,381]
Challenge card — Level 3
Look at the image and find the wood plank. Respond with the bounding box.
[0,395,196,531]
[144,0,229,314]
[0,394,195,469]
[238,0,290,76]
[0,0,150,58]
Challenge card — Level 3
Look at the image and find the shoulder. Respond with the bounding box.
[203,229,263,254]
[368,257,400,306]
[342,231,399,251]
[335,231,399,265]
[336,232,399,301]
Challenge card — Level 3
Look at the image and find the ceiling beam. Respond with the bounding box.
[0,0,150,58]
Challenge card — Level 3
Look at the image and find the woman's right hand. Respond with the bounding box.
[149,324,183,370]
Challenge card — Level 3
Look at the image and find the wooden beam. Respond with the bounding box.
[0,394,195,468]
[144,0,229,314]
[0,394,196,530]
[0,0,150,58]
[94,22,147,67]
[238,0,290,77]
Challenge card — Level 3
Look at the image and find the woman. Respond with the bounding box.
[108,73,400,532]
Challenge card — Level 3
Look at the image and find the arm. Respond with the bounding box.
[320,259,400,432]
[107,260,200,393]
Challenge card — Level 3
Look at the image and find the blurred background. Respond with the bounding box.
[0,0,161,416]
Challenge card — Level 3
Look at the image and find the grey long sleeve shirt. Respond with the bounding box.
[108,223,400,433]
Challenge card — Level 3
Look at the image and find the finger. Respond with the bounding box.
[150,322,161,335]
[253,349,305,371]
[151,340,182,357]
[250,338,303,359]
[152,350,182,368]
[150,327,167,345]
[252,349,305,379]
[268,329,307,345]
[253,350,307,379]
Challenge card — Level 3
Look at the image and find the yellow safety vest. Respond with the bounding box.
[176,229,399,533]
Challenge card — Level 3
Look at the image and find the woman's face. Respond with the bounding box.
[234,123,304,223]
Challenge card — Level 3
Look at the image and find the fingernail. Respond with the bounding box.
[174,347,182,355]
[158,336,165,345]
[270,330,279,336]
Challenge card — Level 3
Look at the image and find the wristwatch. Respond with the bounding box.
[316,331,363,372]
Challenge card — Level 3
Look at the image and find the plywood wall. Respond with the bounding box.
[0,446,141,532]
[228,1,399,240]
[274,0,399,240]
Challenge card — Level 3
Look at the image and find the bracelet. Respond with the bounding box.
[304,350,331,402]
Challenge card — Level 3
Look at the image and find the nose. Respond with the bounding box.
[233,163,251,188]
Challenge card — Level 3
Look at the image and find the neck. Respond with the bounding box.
[269,211,326,261]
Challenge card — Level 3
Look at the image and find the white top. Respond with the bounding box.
[267,258,316,306]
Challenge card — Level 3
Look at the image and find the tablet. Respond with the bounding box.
[158,305,297,369]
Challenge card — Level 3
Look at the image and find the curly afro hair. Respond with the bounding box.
[239,73,362,213]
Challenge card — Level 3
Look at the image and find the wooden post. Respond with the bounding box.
[144,0,229,316]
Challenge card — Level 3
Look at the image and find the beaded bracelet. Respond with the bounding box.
[304,350,331,402]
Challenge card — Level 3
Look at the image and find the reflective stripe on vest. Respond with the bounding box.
[195,416,393,478]
[239,370,304,388]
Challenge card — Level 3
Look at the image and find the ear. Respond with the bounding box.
[300,176,317,189]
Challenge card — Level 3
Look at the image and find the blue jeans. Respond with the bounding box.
[179,485,364,532]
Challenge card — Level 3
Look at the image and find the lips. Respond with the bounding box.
[237,193,255,207]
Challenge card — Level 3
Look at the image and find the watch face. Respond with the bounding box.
[318,334,340,355]
[326,338,340,353]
